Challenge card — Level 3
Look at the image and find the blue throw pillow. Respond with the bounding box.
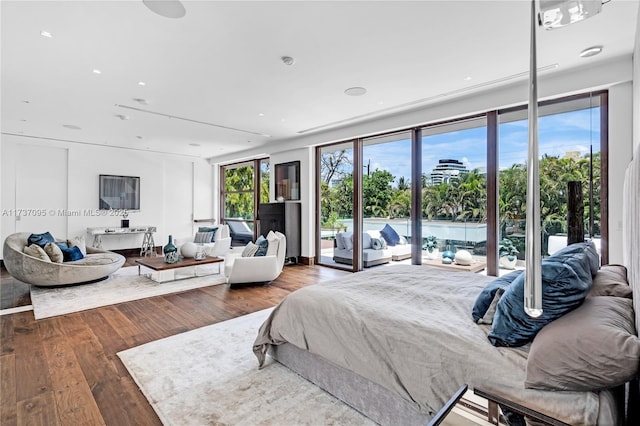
[198,226,218,242]
[28,232,55,248]
[549,241,599,277]
[60,245,84,262]
[380,224,400,246]
[488,258,592,347]
[472,270,523,323]
[254,235,269,256]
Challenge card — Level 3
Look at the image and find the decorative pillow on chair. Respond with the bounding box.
[525,296,640,391]
[198,227,218,242]
[266,231,280,257]
[371,237,387,250]
[588,264,631,298]
[254,235,269,256]
[27,231,55,248]
[194,231,214,244]
[242,242,259,257]
[60,245,84,262]
[380,224,400,246]
[44,242,64,263]
[24,244,51,262]
[340,232,354,251]
[67,235,87,256]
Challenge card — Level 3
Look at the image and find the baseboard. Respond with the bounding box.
[299,256,314,265]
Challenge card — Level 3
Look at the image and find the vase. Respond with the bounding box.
[164,235,179,264]
[499,255,517,270]
[441,245,455,262]
[425,248,439,260]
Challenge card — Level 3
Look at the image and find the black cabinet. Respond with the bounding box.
[258,202,301,261]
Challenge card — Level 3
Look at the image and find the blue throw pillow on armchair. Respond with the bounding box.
[254,235,269,256]
[380,224,400,246]
[60,245,84,262]
[28,231,55,248]
[198,226,218,242]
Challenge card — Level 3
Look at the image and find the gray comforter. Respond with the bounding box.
[254,264,606,424]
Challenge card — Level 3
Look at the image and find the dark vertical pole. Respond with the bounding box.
[567,181,584,245]
[589,145,594,238]
[486,111,499,276]
[412,128,422,265]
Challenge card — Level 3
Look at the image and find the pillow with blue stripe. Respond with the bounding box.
[488,242,596,347]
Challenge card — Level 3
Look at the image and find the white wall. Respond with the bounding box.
[634,5,640,153]
[1,135,213,256]
[210,56,635,263]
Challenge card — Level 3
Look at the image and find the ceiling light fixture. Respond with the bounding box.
[464,76,472,81]
[93,69,102,74]
[345,87,367,96]
[538,0,602,29]
[40,30,52,38]
[258,113,265,117]
[138,81,146,86]
[143,0,186,18]
[579,45,603,57]
[281,56,295,66]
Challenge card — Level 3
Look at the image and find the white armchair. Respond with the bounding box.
[224,231,286,285]
[174,225,231,258]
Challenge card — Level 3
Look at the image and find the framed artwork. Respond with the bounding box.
[275,161,300,201]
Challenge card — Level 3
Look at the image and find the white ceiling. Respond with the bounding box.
[2,1,638,160]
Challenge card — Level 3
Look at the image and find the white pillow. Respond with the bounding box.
[44,242,64,263]
[335,233,345,250]
[362,232,372,249]
[342,232,354,251]
[68,235,87,255]
[266,231,280,257]
[397,236,408,245]
[24,244,51,262]
[242,242,259,257]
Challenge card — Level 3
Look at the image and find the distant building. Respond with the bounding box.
[563,151,582,160]
[429,159,469,185]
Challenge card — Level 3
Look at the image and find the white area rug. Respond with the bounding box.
[30,265,226,320]
[118,308,375,426]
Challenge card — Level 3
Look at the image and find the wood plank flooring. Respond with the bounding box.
[0,259,349,425]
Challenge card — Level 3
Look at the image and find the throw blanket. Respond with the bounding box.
[254,264,601,424]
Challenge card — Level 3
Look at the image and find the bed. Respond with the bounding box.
[253,148,640,425]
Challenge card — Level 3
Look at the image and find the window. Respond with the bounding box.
[220,158,270,241]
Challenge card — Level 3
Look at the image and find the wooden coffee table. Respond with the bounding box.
[424,258,486,273]
[135,256,224,283]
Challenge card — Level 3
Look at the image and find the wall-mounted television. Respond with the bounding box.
[99,174,140,210]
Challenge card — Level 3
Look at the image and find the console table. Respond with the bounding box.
[87,226,156,256]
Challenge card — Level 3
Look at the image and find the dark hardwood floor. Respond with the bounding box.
[0,257,349,425]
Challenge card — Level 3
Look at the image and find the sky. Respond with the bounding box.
[352,107,601,186]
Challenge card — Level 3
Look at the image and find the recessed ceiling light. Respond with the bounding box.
[40,30,52,38]
[579,45,603,58]
[189,143,200,147]
[345,87,367,96]
[143,0,186,19]
[281,56,295,66]
[136,136,143,139]
[281,118,286,122]
[377,101,384,105]
[93,69,102,74]
[464,76,472,81]
[138,81,146,86]
[258,113,265,117]
[22,100,30,103]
